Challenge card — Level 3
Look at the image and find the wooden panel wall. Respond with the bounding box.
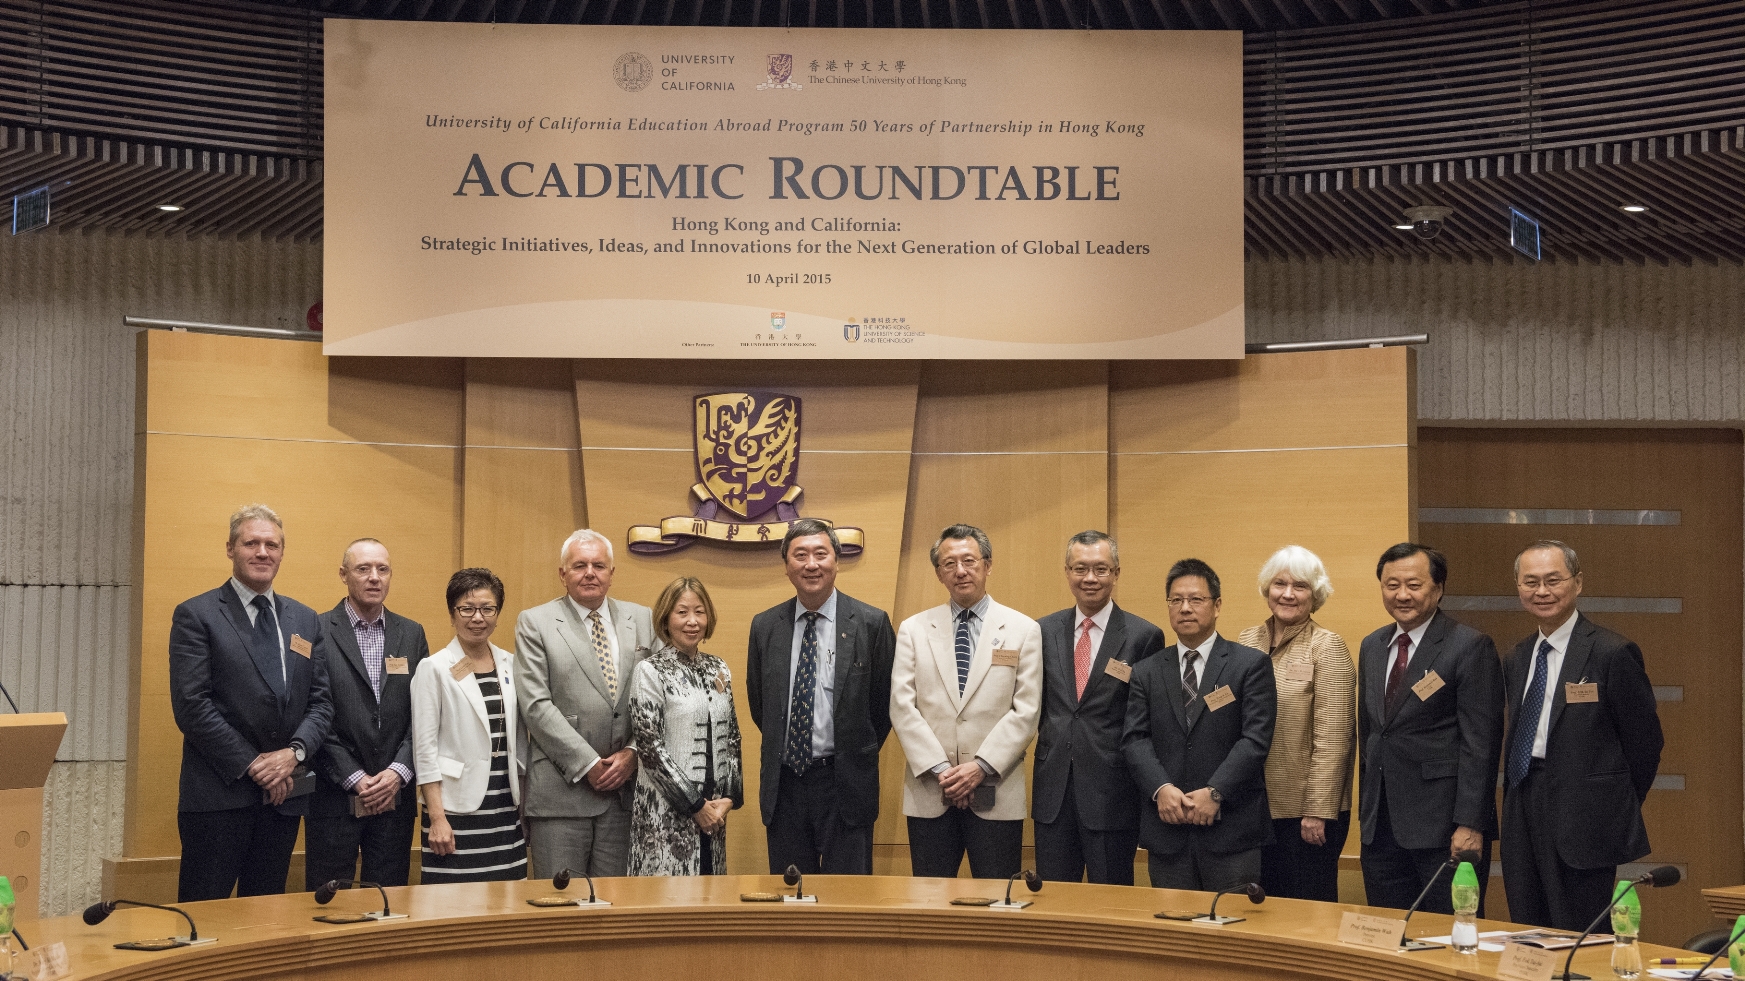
[124,340,1412,898]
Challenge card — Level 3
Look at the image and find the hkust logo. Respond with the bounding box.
[757,54,802,91]
[843,323,860,342]
[628,392,863,554]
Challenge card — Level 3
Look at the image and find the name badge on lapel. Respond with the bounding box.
[1284,661,1314,683]
[1564,681,1598,704]
[290,634,313,658]
[385,656,409,675]
[1204,685,1235,711]
[449,659,473,682]
[1412,670,1445,700]
[991,648,1020,668]
[1103,659,1132,683]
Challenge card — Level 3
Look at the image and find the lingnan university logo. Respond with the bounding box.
[627,391,863,555]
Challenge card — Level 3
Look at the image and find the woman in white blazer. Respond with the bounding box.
[411,567,527,883]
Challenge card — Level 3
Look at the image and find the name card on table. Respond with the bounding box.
[1496,942,1560,981]
[1337,911,1406,951]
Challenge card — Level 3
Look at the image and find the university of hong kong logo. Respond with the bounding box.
[843,324,860,342]
[756,53,803,91]
[770,311,786,331]
[627,392,864,555]
[613,52,653,92]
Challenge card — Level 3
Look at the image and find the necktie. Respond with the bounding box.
[784,612,821,774]
[1073,618,1094,700]
[1384,634,1410,715]
[1181,648,1200,701]
[1506,639,1553,788]
[588,610,618,703]
[955,609,974,695]
[250,595,284,690]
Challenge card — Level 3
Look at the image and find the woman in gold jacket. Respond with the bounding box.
[1237,546,1355,903]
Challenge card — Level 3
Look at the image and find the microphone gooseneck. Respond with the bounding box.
[315,880,392,917]
[784,864,804,899]
[1205,882,1264,922]
[1001,870,1042,905]
[1692,917,1745,981]
[1399,850,1482,946]
[82,899,200,941]
[1559,866,1681,981]
[552,868,597,904]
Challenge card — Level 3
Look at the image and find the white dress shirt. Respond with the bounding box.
[565,594,620,678]
[1524,610,1580,758]
[1386,617,1434,671]
[1178,633,1219,691]
[1075,601,1114,665]
[230,576,285,683]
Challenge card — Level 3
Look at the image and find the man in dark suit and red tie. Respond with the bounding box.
[1357,543,1503,916]
[305,538,430,889]
[1032,530,1164,884]
[1123,559,1276,891]
[1501,540,1663,931]
[746,518,896,875]
[169,504,332,902]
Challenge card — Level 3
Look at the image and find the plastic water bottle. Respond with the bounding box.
[1450,861,1480,954]
[1609,879,1642,979]
[0,875,15,981]
[1728,914,1745,978]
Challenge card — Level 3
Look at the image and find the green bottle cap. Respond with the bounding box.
[1453,862,1480,888]
[1613,880,1640,908]
[1733,913,1745,937]
[0,876,14,906]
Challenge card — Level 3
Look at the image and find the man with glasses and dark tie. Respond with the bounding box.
[1356,543,1503,916]
[1500,540,1662,931]
[515,529,655,879]
[169,504,332,901]
[890,524,1043,879]
[1033,531,1164,884]
[1122,559,1276,891]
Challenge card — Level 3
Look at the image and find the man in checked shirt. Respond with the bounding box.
[305,539,431,888]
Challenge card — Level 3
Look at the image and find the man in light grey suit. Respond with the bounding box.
[515,529,655,878]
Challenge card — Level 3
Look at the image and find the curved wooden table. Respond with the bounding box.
[27,876,1683,981]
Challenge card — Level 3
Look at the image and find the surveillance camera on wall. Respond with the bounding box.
[1402,206,1454,240]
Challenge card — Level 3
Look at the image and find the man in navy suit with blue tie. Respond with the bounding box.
[169,504,332,902]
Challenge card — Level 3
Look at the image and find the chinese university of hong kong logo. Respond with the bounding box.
[627,392,864,555]
[613,52,653,92]
[771,311,786,331]
[756,53,803,91]
[843,324,860,342]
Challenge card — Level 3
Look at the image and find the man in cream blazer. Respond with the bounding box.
[515,530,656,878]
[890,524,1043,879]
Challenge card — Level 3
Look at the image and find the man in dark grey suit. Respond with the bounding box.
[1033,530,1163,885]
[1502,540,1662,930]
[1358,543,1503,915]
[747,518,896,875]
[305,538,430,889]
[1123,559,1276,891]
[169,504,332,902]
[516,529,655,878]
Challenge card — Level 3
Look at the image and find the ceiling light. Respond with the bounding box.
[1393,223,1414,231]
[1620,204,1648,213]
[156,204,184,212]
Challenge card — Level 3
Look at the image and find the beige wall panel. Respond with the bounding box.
[575,361,919,876]
[128,331,465,858]
[462,359,586,631]
[1110,347,1412,455]
[884,362,1110,857]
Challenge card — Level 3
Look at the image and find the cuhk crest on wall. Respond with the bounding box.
[627,391,864,555]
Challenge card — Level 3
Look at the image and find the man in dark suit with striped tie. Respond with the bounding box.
[746,518,896,875]
[1501,540,1662,931]
[169,504,333,902]
[1357,543,1503,915]
[1033,530,1164,884]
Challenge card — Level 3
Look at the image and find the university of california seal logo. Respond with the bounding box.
[613,52,653,92]
[627,392,863,554]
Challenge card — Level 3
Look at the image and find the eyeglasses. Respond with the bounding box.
[455,606,500,619]
[1517,576,1572,592]
[938,557,983,572]
[1166,596,1214,610]
[1067,565,1116,579]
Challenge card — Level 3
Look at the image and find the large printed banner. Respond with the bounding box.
[323,22,1243,358]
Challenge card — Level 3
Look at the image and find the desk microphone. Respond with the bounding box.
[313,880,406,922]
[783,864,817,904]
[10,927,26,950]
[0,678,18,712]
[83,899,213,949]
[1689,913,1745,981]
[1399,849,1483,950]
[549,868,611,907]
[1194,882,1265,925]
[1556,865,1680,981]
[990,870,1042,910]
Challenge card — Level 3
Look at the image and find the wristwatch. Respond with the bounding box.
[1207,786,1223,804]
[291,742,306,763]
